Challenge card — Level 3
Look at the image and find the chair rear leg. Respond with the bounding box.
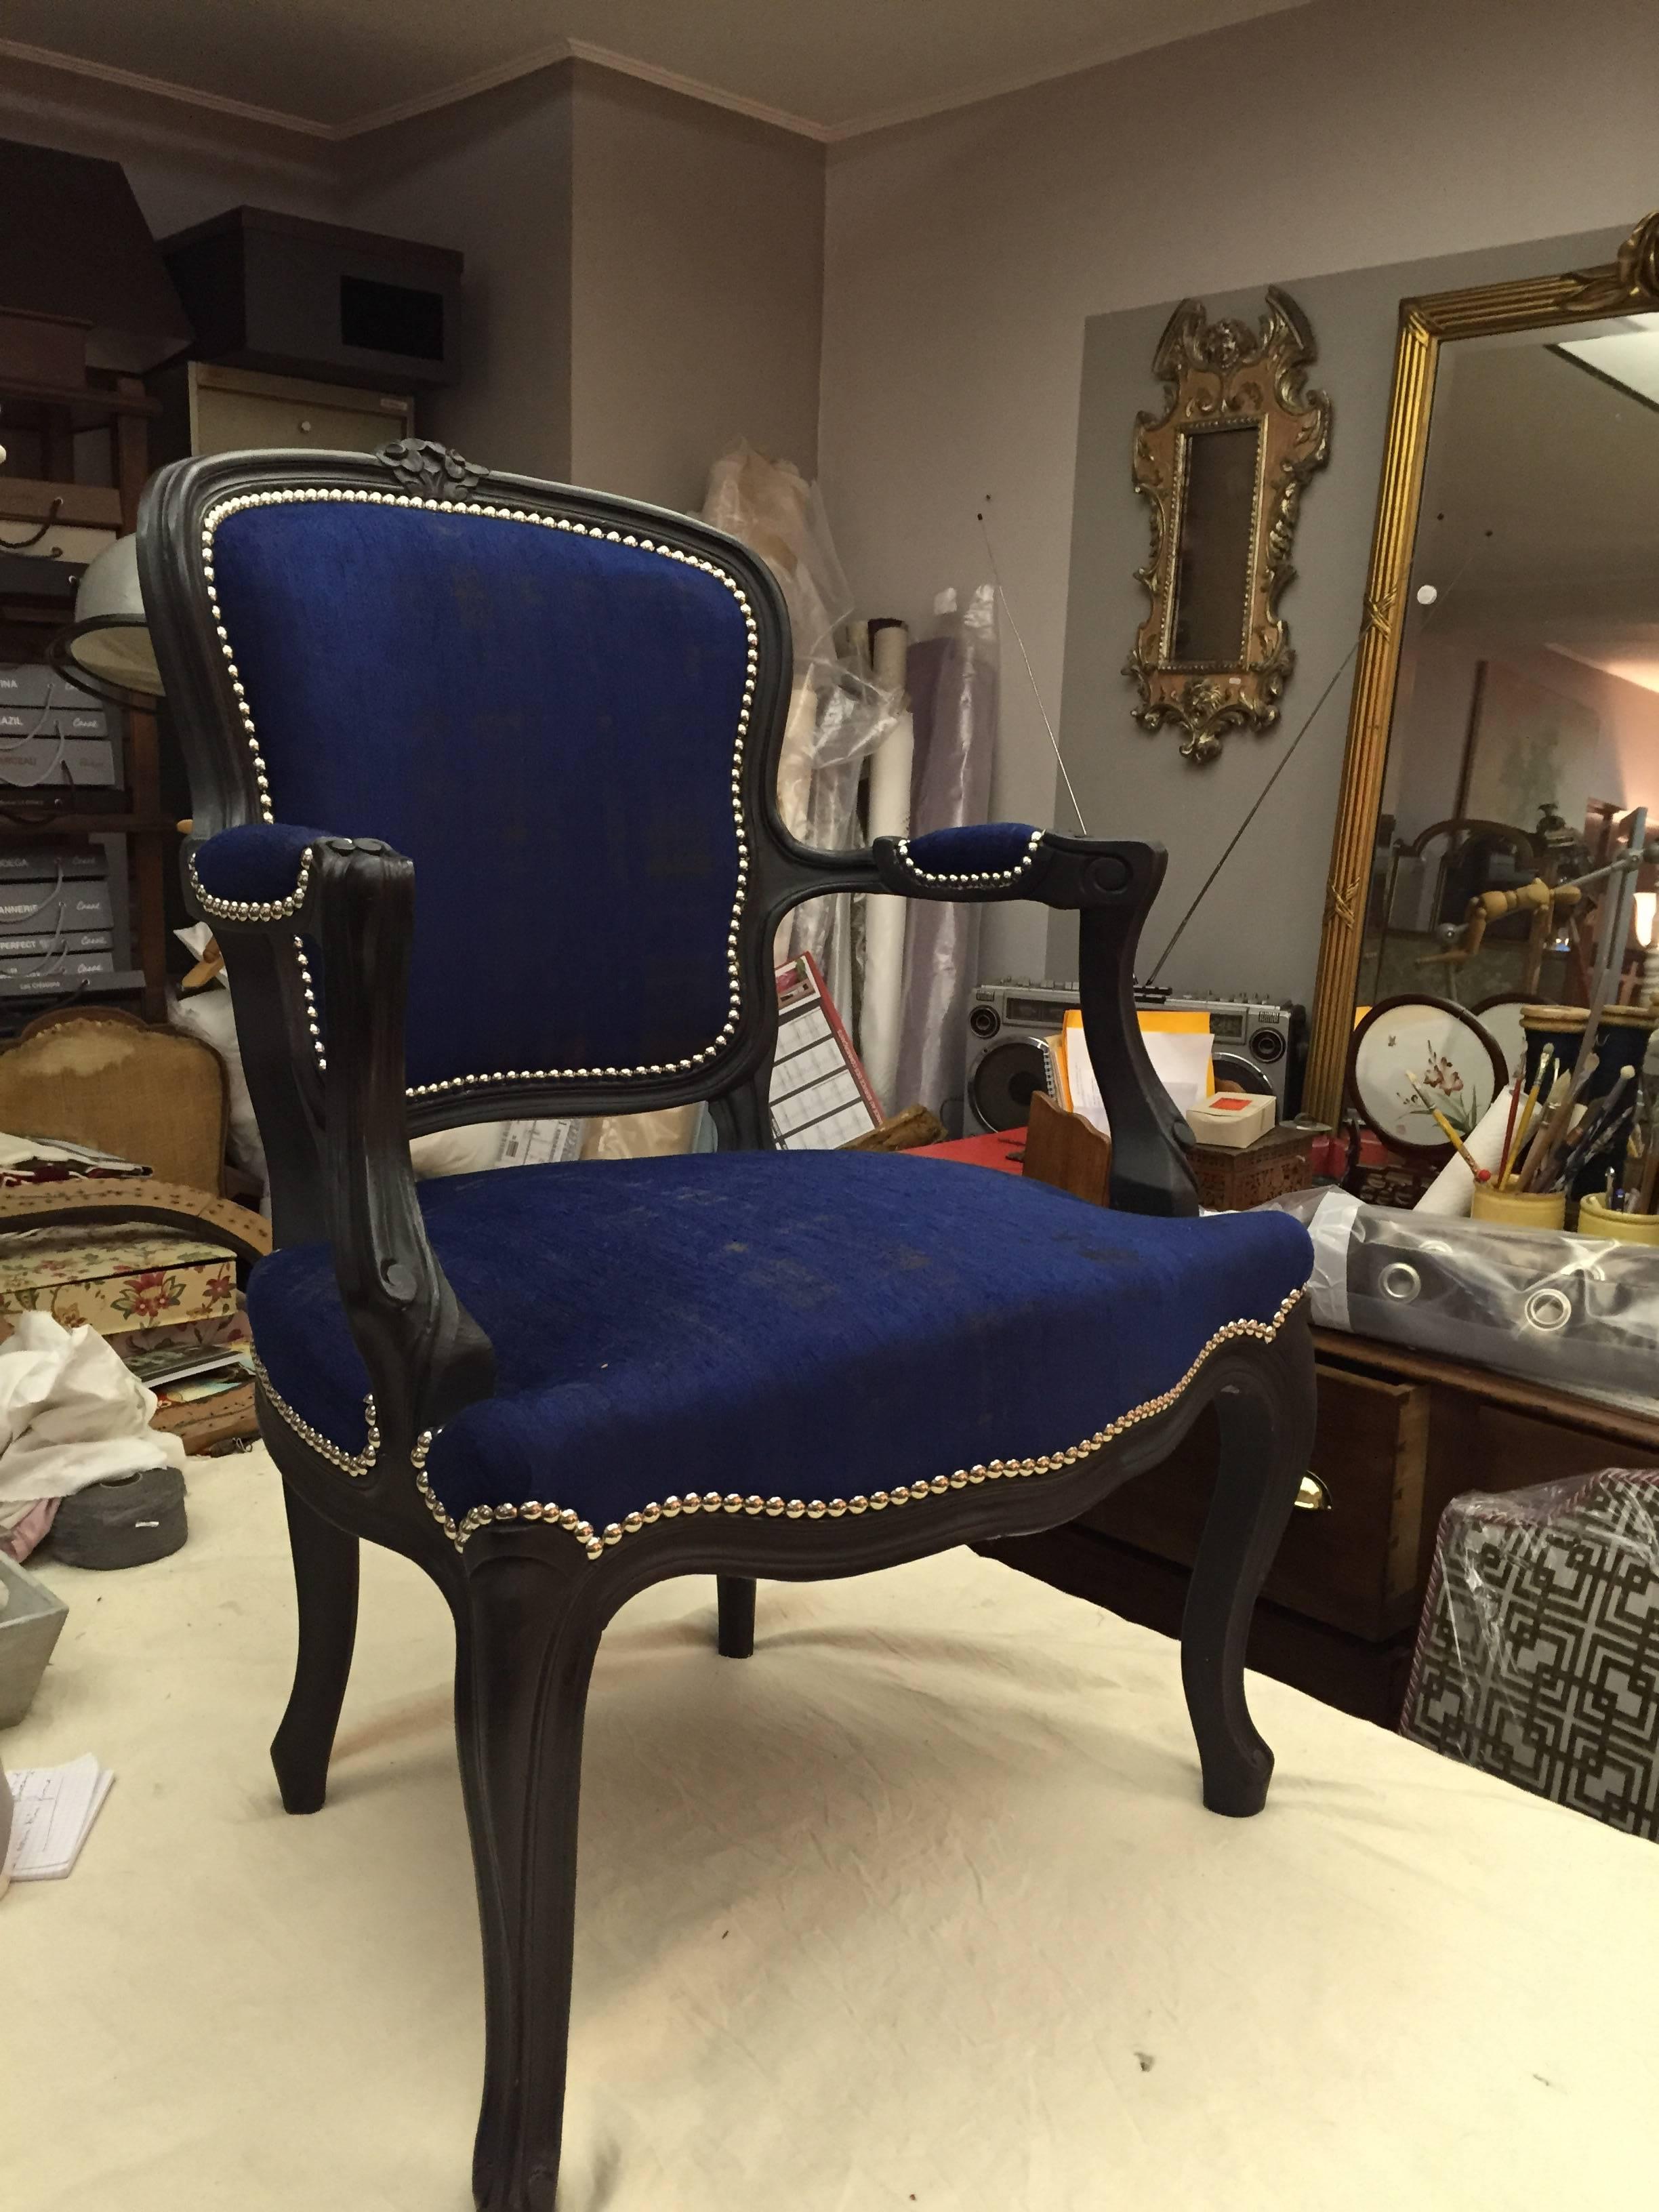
[457,1558,607,2212]
[716,1574,756,1658]
[270,1479,360,1814]
[1180,1332,1316,1817]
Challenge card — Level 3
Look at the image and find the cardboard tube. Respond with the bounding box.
[862,622,912,1111]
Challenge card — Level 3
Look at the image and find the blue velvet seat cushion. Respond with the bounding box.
[248,1152,1312,1542]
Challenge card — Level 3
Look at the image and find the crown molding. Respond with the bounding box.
[1,12,1306,152]
[0,30,830,145]
[0,35,339,140]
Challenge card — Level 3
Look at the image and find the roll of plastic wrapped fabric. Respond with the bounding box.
[1413,1080,1520,1217]
[861,621,913,1113]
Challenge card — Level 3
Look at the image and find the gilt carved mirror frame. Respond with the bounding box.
[1303,210,1659,1126]
[1126,287,1332,764]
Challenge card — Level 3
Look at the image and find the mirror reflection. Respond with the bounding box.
[1360,309,1659,1066]
[1168,422,1261,665]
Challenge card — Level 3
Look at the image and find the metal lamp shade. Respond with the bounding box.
[55,535,165,701]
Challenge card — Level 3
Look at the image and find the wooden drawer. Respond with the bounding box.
[1079,1366,1429,1641]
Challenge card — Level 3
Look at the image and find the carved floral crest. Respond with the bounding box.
[375,438,486,499]
[1125,287,1332,764]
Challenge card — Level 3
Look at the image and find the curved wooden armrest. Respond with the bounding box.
[0,1176,271,1265]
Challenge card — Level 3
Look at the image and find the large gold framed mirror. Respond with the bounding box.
[1305,212,1659,1124]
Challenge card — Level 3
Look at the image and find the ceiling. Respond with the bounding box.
[0,0,1307,141]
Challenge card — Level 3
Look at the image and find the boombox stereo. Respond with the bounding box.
[964,979,1306,1135]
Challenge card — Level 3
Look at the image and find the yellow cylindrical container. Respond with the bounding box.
[1471,1185,1568,1230]
[1577,1191,1659,1247]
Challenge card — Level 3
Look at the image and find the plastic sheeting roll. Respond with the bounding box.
[861,621,913,1114]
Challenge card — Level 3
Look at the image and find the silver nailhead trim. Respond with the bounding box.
[200,487,756,1097]
[894,825,1044,887]
[188,842,313,922]
[251,1354,380,1477]
[383,1286,1305,1558]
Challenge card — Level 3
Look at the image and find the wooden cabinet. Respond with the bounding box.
[983,1330,1659,1727]
[1080,1366,1429,1640]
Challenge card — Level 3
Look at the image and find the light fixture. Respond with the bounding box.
[49,535,164,705]
[1635,889,1656,949]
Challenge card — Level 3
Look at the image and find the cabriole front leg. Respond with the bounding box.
[455,1550,612,2212]
[1179,1316,1317,1816]
[270,1478,361,1814]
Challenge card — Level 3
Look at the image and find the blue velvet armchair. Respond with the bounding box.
[138,437,1315,2212]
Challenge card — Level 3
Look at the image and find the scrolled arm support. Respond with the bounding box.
[869,821,1200,1218]
[188,823,497,1450]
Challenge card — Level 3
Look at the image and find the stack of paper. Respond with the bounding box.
[3,1755,114,1884]
[1061,1008,1214,1136]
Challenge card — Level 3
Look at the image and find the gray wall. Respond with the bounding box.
[345,67,577,483]
[569,67,824,513]
[819,0,1659,990]
[1048,226,1626,1004]
[1,54,825,516]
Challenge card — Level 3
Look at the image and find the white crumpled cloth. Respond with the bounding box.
[0,1311,186,1507]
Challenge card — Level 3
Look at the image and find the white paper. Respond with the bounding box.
[1065,1025,1213,1137]
[1413,1079,1522,1218]
[4,1753,114,1881]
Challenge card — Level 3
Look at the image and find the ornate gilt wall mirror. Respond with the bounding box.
[1126,288,1332,763]
[1305,212,1659,1126]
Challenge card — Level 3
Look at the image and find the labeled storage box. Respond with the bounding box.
[0,880,116,933]
[0,1228,239,1339]
[0,664,123,796]
[0,845,104,882]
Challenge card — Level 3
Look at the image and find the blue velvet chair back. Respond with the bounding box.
[157,451,790,1110]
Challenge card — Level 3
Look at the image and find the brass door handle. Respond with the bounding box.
[1294,1472,1331,1512]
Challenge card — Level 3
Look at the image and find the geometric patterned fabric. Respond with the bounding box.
[1402,1469,1659,1841]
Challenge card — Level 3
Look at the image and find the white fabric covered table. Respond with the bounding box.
[5,1446,1652,2210]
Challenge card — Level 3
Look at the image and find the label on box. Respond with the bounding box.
[0,929,112,958]
[0,965,141,1000]
[0,951,115,982]
[0,706,54,737]
[0,847,106,882]
[0,886,115,931]
[48,674,106,712]
[64,741,118,787]
[0,667,51,708]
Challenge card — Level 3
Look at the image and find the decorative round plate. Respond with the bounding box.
[1346,994,1509,1158]
[1470,992,1532,1085]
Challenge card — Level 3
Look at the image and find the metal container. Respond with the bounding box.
[0,1553,68,1728]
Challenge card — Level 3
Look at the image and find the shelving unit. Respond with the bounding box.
[0,367,169,1025]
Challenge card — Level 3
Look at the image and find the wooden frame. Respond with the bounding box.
[138,439,1315,2212]
[1126,288,1332,764]
[1304,209,1659,1126]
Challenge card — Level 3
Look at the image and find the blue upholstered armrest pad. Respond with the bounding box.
[892,822,1046,885]
[192,822,331,904]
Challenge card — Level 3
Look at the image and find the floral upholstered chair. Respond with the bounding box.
[138,438,1315,2212]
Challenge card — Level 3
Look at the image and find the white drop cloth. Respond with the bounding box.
[3,1448,1651,2211]
[0,1311,186,1506]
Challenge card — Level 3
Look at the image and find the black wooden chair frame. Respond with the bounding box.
[139,439,1315,2212]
